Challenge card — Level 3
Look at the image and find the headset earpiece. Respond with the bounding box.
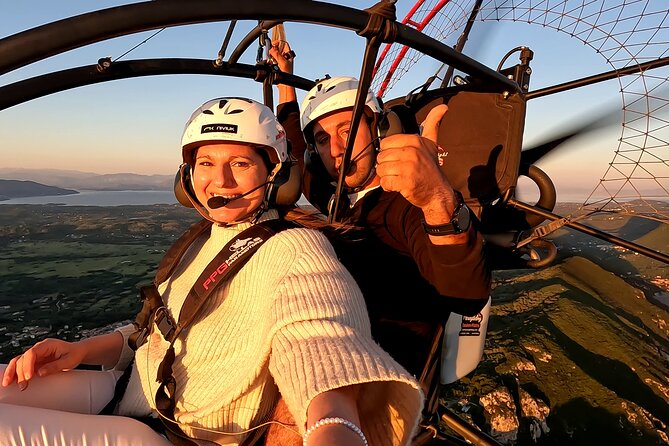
[270,156,302,206]
[269,139,302,206]
[377,110,404,138]
[174,164,195,208]
[270,140,302,206]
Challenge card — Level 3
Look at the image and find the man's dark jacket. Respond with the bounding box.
[278,101,491,376]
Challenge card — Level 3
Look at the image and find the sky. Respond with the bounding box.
[0,0,629,199]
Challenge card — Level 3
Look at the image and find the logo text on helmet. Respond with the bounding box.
[201,123,238,134]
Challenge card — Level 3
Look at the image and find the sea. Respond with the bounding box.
[0,190,178,206]
[0,190,314,207]
[0,189,664,207]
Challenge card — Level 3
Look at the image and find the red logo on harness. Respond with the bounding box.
[202,262,230,290]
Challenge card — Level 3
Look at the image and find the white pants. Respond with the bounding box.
[0,364,173,446]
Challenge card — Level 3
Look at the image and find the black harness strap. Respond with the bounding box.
[129,219,214,350]
[150,219,291,445]
[102,218,292,446]
[100,219,214,417]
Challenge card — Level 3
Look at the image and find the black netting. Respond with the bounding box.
[372,0,669,221]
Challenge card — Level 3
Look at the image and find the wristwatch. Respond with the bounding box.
[422,192,471,236]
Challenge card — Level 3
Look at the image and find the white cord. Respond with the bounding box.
[302,417,368,446]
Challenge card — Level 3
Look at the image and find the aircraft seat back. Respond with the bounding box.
[386,89,528,220]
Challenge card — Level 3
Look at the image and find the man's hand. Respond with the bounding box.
[376,104,469,244]
[269,40,294,75]
[376,105,456,220]
[269,40,297,105]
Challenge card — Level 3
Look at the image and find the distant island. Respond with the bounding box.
[0,179,78,201]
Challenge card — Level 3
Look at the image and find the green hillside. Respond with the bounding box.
[443,256,669,445]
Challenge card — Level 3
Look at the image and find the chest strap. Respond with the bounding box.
[128,218,213,350]
[146,219,292,445]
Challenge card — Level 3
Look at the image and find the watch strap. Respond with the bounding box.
[422,192,470,236]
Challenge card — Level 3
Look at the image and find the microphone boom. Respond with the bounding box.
[205,181,270,209]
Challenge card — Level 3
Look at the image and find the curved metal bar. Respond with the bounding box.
[508,198,669,265]
[522,164,556,227]
[0,0,518,92]
[228,19,282,65]
[0,58,314,111]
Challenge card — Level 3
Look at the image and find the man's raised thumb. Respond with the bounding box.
[420,104,448,143]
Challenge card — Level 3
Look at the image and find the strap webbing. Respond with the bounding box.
[156,219,213,285]
[127,219,213,350]
[152,219,291,443]
[103,219,292,446]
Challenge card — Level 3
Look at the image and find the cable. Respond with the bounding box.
[113,28,165,62]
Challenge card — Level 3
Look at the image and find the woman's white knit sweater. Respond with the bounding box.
[113,211,423,445]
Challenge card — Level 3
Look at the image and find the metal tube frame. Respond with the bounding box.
[0,0,518,92]
[508,199,669,265]
[526,56,669,100]
[0,59,314,111]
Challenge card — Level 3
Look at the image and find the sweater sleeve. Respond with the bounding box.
[267,229,423,446]
[106,323,136,371]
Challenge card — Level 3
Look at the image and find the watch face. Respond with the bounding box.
[455,203,471,232]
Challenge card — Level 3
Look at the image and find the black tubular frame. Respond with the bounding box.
[0,0,518,92]
[0,59,314,111]
[526,55,669,100]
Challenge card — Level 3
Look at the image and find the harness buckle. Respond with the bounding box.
[155,306,176,341]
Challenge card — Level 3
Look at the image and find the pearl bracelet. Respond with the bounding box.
[302,417,368,446]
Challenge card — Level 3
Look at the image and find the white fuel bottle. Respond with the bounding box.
[440,296,491,384]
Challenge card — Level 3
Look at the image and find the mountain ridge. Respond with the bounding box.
[0,168,172,191]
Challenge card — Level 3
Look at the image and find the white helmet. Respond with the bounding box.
[182,97,288,167]
[175,97,300,218]
[300,76,383,136]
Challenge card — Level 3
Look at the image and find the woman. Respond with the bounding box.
[0,98,422,446]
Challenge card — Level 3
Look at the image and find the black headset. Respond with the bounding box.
[174,144,302,219]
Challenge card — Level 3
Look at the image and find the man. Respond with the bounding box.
[266,44,490,445]
[271,32,489,372]
[293,76,490,373]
